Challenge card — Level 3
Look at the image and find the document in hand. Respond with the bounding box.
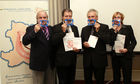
[116,34,125,45]
[114,41,124,53]
[63,32,82,51]
[114,34,126,53]
[73,38,82,50]
[88,35,98,48]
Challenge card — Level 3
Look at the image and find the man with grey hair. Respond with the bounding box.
[81,9,111,84]
[22,10,54,84]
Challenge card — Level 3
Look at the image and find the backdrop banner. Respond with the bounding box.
[0,1,48,84]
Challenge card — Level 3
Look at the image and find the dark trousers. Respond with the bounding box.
[84,66,105,84]
[112,56,132,84]
[56,66,76,84]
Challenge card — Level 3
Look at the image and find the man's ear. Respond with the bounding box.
[62,16,64,22]
[96,16,98,21]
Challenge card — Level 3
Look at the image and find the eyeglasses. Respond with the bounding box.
[88,16,95,18]
[114,17,121,19]
[64,15,72,18]
[38,16,47,19]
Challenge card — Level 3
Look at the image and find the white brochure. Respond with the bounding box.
[114,41,124,53]
[73,37,82,50]
[63,32,82,51]
[88,35,98,48]
[114,34,126,53]
[65,32,74,38]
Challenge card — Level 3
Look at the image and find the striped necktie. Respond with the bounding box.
[42,27,49,40]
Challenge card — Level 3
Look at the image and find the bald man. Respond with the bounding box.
[22,10,54,84]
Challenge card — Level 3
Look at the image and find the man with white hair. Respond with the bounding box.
[22,10,54,84]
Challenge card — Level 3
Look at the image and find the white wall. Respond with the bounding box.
[70,0,140,52]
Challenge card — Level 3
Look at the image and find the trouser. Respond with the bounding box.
[84,66,105,84]
[112,56,132,84]
[32,65,56,84]
[56,66,76,84]
[32,70,45,84]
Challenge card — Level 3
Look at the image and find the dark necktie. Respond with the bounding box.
[65,26,70,33]
[42,27,49,40]
[90,26,95,35]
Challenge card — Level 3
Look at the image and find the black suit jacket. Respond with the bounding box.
[110,25,137,58]
[52,22,79,67]
[22,25,53,71]
[81,23,110,68]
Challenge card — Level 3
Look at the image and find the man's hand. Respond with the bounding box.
[83,42,90,48]
[73,47,80,52]
[119,48,128,53]
[34,24,41,33]
[94,22,100,32]
[61,23,67,32]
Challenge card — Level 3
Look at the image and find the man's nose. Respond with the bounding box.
[88,18,92,20]
[41,18,46,20]
[68,16,72,19]
[114,18,118,20]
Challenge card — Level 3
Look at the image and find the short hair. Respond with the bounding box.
[87,9,98,17]
[36,10,48,19]
[62,9,72,17]
[112,12,124,24]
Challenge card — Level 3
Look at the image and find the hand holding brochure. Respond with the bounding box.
[88,35,98,48]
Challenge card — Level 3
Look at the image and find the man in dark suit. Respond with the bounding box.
[52,9,80,84]
[81,9,111,84]
[22,10,53,84]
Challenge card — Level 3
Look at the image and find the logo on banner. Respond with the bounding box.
[0,20,30,67]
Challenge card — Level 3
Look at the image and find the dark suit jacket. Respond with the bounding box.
[81,23,110,68]
[52,22,79,67]
[110,25,137,58]
[22,25,53,71]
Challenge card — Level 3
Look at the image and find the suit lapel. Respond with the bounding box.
[71,25,74,32]
[118,25,125,34]
[87,26,92,36]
